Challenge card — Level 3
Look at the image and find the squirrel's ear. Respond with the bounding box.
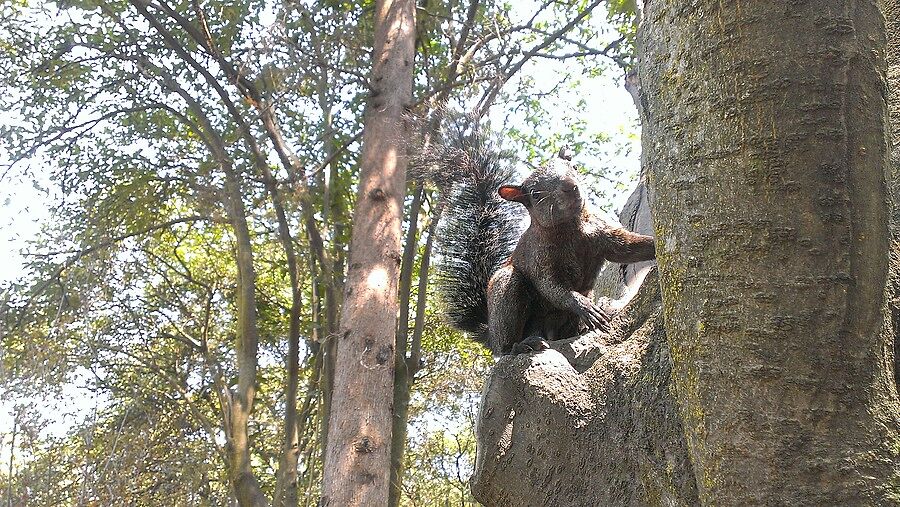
[498,185,528,203]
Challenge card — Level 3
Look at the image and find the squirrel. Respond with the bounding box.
[422,125,657,355]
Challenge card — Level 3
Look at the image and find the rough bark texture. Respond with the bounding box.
[890,0,900,189]
[320,0,416,505]
[470,268,699,506]
[641,0,900,504]
[887,0,900,391]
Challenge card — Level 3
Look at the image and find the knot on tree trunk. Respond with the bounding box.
[470,268,700,506]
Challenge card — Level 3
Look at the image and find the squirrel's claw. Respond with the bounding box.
[577,300,610,332]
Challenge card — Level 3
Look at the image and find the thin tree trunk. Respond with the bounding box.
[640,0,900,503]
[389,186,424,507]
[390,197,440,506]
[124,6,269,502]
[315,71,342,464]
[409,203,439,374]
[319,272,339,469]
[317,231,341,466]
[128,56,267,504]
[320,0,416,504]
[222,165,268,507]
[6,414,15,507]
[269,181,302,507]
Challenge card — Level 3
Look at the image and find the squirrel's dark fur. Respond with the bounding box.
[417,126,526,341]
[421,123,656,355]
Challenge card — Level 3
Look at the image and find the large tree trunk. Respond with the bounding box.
[320,0,416,505]
[887,0,900,391]
[641,0,900,503]
[471,1,899,505]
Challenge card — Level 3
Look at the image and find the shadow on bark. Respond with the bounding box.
[470,184,700,506]
[471,268,699,506]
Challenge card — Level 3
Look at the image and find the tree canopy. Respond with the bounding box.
[0,0,640,504]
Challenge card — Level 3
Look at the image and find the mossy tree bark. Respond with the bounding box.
[641,0,900,503]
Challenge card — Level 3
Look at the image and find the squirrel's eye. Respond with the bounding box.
[565,183,578,193]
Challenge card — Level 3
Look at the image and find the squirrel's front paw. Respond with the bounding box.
[574,295,610,332]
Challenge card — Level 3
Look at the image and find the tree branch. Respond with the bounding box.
[475,0,605,117]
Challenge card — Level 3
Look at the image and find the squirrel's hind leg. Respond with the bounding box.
[510,335,551,354]
[509,308,578,354]
[487,265,532,354]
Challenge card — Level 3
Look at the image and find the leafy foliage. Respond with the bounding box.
[0,0,639,504]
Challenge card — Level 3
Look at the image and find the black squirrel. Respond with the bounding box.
[426,127,656,355]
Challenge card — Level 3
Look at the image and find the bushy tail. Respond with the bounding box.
[415,123,526,342]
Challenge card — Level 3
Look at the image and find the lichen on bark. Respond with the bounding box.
[640,0,900,503]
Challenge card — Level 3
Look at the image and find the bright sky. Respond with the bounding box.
[0,174,48,283]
